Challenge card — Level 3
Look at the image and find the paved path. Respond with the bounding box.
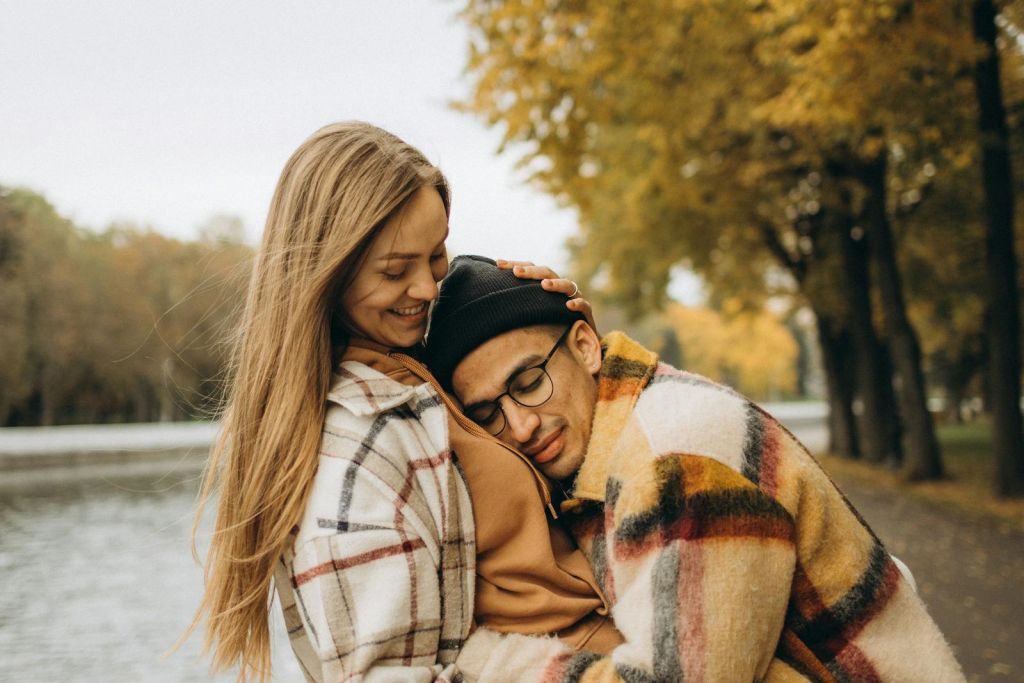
[829,471,1024,682]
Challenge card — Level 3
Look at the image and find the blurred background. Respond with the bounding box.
[1,1,1023,681]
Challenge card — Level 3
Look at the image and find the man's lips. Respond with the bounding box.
[524,427,564,465]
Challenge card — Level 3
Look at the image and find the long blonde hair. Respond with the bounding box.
[185,121,449,682]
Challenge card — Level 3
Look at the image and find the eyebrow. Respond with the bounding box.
[463,353,545,410]
[378,228,449,262]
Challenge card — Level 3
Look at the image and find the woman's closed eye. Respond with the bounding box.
[385,252,444,281]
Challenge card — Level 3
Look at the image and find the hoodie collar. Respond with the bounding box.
[563,331,659,509]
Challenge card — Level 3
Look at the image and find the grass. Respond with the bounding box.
[817,422,1024,533]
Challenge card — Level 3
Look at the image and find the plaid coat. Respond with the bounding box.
[275,360,476,683]
[456,332,965,683]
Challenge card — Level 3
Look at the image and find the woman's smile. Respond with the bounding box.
[389,302,429,322]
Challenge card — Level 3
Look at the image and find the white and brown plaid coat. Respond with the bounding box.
[275,360,476,683]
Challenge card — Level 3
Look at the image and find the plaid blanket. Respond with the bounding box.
[275,360,475,683]
[456,332,965,683]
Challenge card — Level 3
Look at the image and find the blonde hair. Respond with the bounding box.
[184,121,449,682]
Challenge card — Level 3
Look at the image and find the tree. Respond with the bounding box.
[0,189,252,426]
[0,193,31,424]
[459,0,977,478]
[971,0,1024,496]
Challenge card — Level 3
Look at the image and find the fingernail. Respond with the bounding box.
[542,279,551,286]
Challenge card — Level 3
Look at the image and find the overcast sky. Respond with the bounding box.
[0,1,582,271]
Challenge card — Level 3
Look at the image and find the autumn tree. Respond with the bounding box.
[0,194,30,424]
[972,0,1024,496]
[459,0,981,479]
[591,300,800,402]
[665,303,800,401]
[0,188,251,426]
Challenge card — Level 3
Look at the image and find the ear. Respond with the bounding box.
[567,320,602,375]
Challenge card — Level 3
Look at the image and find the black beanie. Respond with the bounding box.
[425,255,585,391]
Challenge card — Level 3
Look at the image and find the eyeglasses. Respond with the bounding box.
[464,326,572,436]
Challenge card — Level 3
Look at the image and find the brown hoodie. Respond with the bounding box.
[343,340,623,654]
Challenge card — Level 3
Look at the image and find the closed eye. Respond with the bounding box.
[520,374,544,392]
[466,403,500,424]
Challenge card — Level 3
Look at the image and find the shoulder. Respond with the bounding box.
[632,362,783,482]
[321,360,449,462]
[322,359,444,432]
[327,360,432,415]
[291,362,460,551]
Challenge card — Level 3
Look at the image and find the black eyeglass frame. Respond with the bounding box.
[463,325,574,436]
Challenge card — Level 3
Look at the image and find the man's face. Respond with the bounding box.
[451,323,602,480]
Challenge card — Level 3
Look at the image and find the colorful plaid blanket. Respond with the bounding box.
[456,332,965,683]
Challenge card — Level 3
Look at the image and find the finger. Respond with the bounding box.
[496,259,535,270]
[541,277,579,296]
[511,264,559,281]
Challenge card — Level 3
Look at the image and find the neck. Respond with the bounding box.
[346,335,395,355]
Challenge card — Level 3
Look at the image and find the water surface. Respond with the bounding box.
[0,466,302,681]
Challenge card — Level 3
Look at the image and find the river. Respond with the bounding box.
[0,466,303,681]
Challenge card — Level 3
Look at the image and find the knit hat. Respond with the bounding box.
[425,255,585,391]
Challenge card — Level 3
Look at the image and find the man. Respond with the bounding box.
[425,255,965,683]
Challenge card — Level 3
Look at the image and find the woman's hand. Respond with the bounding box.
[496,259,598,333]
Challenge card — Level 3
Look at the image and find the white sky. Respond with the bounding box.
[0,0,582,272]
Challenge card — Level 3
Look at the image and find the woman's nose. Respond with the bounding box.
[408,269,440,302]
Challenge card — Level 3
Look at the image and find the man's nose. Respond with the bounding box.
[501,398,539,445]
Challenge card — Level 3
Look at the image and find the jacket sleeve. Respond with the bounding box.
[456,452,800,683]
[286,475,458,683]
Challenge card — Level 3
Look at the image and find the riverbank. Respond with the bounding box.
[0,421,218,469]
[0,422,217,489]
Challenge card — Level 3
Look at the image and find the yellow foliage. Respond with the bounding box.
[457,0,980,315]
[457,0,999,372]
[662,303,799,400]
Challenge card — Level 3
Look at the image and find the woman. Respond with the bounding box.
[187,122,619,683]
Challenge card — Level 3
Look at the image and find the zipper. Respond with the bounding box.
[389,352,559,519]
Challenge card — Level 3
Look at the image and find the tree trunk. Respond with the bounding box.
[838,202,901,465]
[859,152,944,480]
[878,341,904,466]
[973,0,1024,497]
[816,314,860,459]
[938,349,983,424]
[946,382,966,425]
[40,376,55,426]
